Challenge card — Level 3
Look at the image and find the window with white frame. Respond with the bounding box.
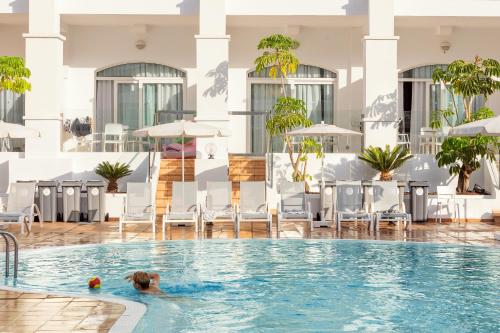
[398,64,484,152]
[95,63,186,134]
[247,64,336,155]
[0,90,25,151]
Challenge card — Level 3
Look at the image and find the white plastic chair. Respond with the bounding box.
[436,186,461,224]
[104,123,125,152]
[397,133,411,152]
[277,181,313,233]
[0,182,41,234]
[119,182,156,233]
[237,181,272,237]
[163,182,199,236]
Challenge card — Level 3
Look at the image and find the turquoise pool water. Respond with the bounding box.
[2,240,500,332]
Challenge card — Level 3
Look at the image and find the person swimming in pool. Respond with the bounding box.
[125,271,164,295]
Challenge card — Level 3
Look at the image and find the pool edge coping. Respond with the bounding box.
[0,285,146,333]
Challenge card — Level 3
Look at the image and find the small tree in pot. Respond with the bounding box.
[358,145,413,181]
[431,56,500,193]
[95,161,132,193]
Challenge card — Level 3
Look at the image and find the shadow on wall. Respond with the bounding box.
[364,90,398,130]
[203,61,228,101]
[341,0,368,15]
[176,0,199,15]
[9,0,28,12]
[196,165,228,192]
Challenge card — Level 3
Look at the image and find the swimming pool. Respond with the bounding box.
[2,240,500,332]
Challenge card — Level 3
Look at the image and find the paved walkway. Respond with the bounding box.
[1,220,499,250]
[0,290,124,333]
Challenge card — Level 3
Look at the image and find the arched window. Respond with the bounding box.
[398,64,484,152]
[247,64,336,155]
[95,63,185,134]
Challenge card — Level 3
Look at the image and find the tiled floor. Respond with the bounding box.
[0,290,124,333]
[0,219,499,333]
[0,219,499,250]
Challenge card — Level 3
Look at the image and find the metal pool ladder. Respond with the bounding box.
[0,231,19,278]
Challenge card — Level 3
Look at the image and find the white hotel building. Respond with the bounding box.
[0,0,498,219]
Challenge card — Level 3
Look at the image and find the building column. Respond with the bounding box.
[23,0,65,157]
[195,0,230,159]
[362,0,399,148]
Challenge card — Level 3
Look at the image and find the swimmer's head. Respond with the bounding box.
[132,271,151,290]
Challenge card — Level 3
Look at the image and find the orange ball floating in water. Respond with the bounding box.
[88,276,101,289]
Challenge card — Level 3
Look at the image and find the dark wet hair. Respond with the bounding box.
[133,271,150,289]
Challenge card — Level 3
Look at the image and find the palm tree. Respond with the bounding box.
[358,145,413,181]
[95,161,132,193]
[0,56,31,94]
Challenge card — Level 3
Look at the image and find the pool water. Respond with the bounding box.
[3,240,500,332]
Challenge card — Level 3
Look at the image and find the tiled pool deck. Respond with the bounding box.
[1,220,499,332]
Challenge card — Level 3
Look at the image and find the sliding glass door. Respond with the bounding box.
[116,82,140,130]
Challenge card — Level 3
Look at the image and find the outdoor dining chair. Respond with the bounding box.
[163,181,199,236]
[237,181,272,237]
[277,181,313,233]
[0,182,41,234]
[370,180,411,231]
[104,123,125,152]
[335,181,373,231]
[201,181,236,233]
[119,182,156,233]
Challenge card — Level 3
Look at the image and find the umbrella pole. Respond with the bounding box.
[182,136,185,182]
[320,136,325,187]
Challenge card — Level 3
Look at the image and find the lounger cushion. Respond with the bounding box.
[338,212,371,220]
[240,212,269,220]
[378,212,409,220]
[166,212,196,221]
[281,210,309,220]
[123,213,154,221]
[0,212,23,221]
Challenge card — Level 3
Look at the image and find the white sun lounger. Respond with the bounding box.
[119,182,156,233]
[335,180,373,231]
[163,181,199,236]
[201,181,236,233]
[0,182,41,234]
[370,180,411,231]
[237,181,272,237]
[277,181,313,233]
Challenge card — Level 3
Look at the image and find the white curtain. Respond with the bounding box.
[295,84,333,124]
[95,80,114,133]
[411,82,426,152]
[251,84,283,154]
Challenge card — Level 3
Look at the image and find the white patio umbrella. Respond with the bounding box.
[133,120,231,181]
[449,115,500,186]
[0,121,41,151]
[287,121,362,186]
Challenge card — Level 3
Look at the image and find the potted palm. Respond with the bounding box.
[95,161,132,193]
[358,145,413,181]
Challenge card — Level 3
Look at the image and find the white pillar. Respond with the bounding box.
[23,0,65,156]
[195,0,230,159]
[362,0,399,148]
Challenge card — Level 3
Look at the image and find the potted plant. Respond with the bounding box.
[255,34,322,185]
[95,161,132,193]
[431,56,500,193]
[358,145,413,181]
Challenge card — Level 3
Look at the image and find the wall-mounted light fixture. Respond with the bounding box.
[440,41,451,54]
[135,40,146,50]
